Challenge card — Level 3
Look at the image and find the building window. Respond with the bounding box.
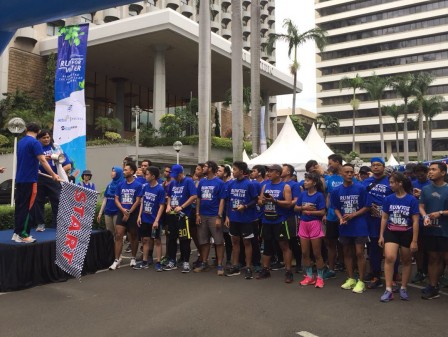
[47,23,62,36]
[80,14,93,23]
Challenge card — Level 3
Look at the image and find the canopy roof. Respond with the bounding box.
[248,116,327,171]
[304,123,334,161]
[386,154,400,166]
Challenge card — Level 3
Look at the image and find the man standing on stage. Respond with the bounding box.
[13,123,59,243]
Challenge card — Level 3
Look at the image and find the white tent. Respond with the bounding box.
[304,123,334,160]
[386,153,399,166]
[248,116,327,171]
[243,149,250,162]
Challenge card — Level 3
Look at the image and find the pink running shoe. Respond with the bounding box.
[300,275,316,286]
[315,277,325,288]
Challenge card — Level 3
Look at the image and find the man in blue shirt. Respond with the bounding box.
[136,166,165,271]
[109,162,142,270]
[13,123,59,243]
[195,161,226,275]
[419,162,448,300]
[331,164,369,294]
[165,164,197,272]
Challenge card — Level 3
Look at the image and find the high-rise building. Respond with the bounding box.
[315,0,448,158]
[1,0,286,138]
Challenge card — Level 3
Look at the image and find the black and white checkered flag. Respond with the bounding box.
[55,182,98,279]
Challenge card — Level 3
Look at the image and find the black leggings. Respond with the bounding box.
[168,237,191,263]
[166,213,191,263]
[224,232,232,263]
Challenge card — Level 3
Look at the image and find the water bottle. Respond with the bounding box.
[151,227,157,238]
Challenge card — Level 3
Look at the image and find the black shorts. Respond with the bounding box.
[286,215,298,238]
[424,235,448,253]
[139,222,162,239]
[325,220,339,240]
[116,211,138,230]
[166,213,191,241]
[261,221,290,241]
[384,228,413,248]
[339,236,369,246]
[229,221,255,239]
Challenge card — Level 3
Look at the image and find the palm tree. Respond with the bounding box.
[362,73,391,160]
[316,114,339,142]
[250,0,261,155]
[383,104,403,162]
[231,0,244,160]
[339,73,363,153]
[414,72,434,161]
[198,0,211,162]
[391,73,417,163]
[422,96,445,161]
[267,19,327,115]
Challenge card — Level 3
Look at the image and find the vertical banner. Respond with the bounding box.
[54,24,89,183]
[260,106,267,153]
[56,183,98,279]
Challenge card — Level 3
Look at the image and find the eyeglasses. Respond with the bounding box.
[165,170,171,173]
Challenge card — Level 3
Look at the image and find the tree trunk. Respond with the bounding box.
[395,122,400,162]
[426,116,432,161]
[378,100,385,160]
[352,107,356,153]
[250,0,261,155]
[418,106,425,161]
[292,71,297,115]
[403,100,409,163]
[231,0,243,161]
[198,0,211,163]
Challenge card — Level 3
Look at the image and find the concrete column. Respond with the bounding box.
[0,41,10,96]
[153,45,167,130]
[263,91,270,141]
[272,101,278,139]
[112,78,126,134]
[386,141,392,158]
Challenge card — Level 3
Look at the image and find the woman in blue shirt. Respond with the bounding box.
[97,166,124,234]
[378,172,419,302]
[295,172,326,288]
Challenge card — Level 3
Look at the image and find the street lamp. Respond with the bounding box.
[131,106,142,166]
[173,141,183,164]
[7,117,26,207]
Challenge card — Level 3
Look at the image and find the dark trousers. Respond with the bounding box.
[14,182,37,237]
[34,175,61,227]
[166,214,191,263]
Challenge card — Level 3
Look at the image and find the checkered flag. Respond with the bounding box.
[55,182,98,279]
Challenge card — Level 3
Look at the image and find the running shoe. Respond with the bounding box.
[392,281,399,293]
[300,275,316,286]
[11,233,18,241]
[341,278,357,290]
[315,277,325,288]
[217,265,225,276]
[147,257,154,266]
[367,277,383,289]
[353,280,366,294]
[323,269,336,279]
[109,259,121,270]
[254,265,263,274]
[421,286,440,300]
[155,262,163,272]
[256,268,271,280]
[421,284,432,294]
[15,235,36,243]
[380,290,393,302]
[133,261,148,270]
[411,271,426,284]
[181,262,191,273]
[363,272,374,282]
[270,261,285,271]
[285,270,294,284]
[160,256,169,266]
[245,267,253,280]
[130,258,137,267]
[399,288,409,301]
[125,243,132,253]
[163,260,178,271]
[193,262,210,273]
[226,266,241,277]
[36,224,46,232]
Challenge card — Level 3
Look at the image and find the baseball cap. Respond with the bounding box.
[359,166,371,174]
[266,164,282,173]
[170,164,184,178]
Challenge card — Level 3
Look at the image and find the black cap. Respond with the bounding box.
[81,169,92,177]
[359,166,371,174]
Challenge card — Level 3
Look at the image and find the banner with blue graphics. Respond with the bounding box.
[54,24,89,183]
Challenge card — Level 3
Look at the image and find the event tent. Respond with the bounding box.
[243,149,250,162]
[248,116,327,171]
[304,123,334,160]
[386,153,399,167]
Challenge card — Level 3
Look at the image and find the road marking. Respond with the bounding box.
[296,331,319,337]
[406,282,448,296]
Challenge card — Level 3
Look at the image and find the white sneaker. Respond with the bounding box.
[36,224,46,232]
[130,258,137,267]
[109,259,121,270]
[11,233,18,241]
[15,235,36,243]
[181,262,191,273]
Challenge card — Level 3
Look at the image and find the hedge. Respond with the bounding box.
[0,203,106,231]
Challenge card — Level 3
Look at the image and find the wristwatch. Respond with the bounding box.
[439,210,444,216]
[217,214,222,218]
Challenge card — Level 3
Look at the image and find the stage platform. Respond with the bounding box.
[0,228,114,292]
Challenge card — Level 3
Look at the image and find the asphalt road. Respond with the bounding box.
[1,258,447,337]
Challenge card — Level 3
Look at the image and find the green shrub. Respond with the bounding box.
[104,131,121,142]
[0,134,10,147]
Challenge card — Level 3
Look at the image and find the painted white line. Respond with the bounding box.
[406,282,448,296]
[296,331,319,337]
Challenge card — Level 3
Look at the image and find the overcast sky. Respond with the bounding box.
[274,0,316,112]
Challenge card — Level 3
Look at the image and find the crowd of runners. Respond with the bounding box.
[97,154,448,302]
